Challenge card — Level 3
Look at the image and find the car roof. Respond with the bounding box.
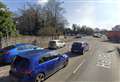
[73,41,87,44]
[50,40,61,42]
[18,49,52,60]
[15,43,32,47]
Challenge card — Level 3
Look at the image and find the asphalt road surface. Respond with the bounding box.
[0,36,120,82]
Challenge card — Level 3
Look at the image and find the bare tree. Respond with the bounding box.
[15,0,67,37]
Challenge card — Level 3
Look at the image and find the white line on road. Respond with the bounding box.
[0,70,9,74]
[0,70,9,77]
[72,59,86,74]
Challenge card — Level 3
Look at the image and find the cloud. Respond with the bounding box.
[74,2,96,27]
[37,0,49,4]
[71,0,120,30]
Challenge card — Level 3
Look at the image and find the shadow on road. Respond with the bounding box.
[0,76,10,82]
[65,51,82,58]
[0,63,9,67]
[106,49,116,53]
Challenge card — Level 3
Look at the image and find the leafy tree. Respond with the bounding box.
[0,2,16,48]
[16,0,67,36]
[72,24,79,35]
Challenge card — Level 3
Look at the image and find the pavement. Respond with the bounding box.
[0,36,120,82]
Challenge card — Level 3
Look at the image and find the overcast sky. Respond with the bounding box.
[1,0,120,30]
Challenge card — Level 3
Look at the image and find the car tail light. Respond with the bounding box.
[23,69,32,76]
[5,52,10,55]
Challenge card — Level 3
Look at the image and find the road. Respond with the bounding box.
[0,36,120,82]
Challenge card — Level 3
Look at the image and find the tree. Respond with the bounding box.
[71,24,94,35]
[0,2,16,48]
[16,0,67,36]
[64,28,72,35]
[72,24,79,35]
[80,25,87,34]
[42,0,67,36]
[85,27,94,35]
[16,3,43,35]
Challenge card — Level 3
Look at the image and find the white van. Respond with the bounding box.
[48,40,66,49]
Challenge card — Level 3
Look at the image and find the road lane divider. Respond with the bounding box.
[0,70,9,77]
[72,59,86,74]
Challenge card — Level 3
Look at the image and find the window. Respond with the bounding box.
[58,40,63,43]
[39,53,58,64]
[25,45,35,49]
[3,45,15,50]
[17,46,26,50]
[72,42,82,47]
[13,56,30,69]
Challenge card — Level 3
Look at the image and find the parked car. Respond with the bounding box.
[48,40,66,49]
[93,33,102,38]
[75,35,82,38]
[71,41,89,54]
[9,50,69,82]
[0,43,43,63]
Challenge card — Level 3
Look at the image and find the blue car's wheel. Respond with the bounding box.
[81,50,85,55]
[35,73,45,82]
[63,60,68,68]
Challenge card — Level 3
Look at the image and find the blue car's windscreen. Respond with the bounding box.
[72,43,82,48]
[13,56,30,69]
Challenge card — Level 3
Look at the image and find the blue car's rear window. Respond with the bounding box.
[13,56,30,68]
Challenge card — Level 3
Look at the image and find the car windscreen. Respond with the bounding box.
[49,41,56,44]
[13,56,30,69]
[3,45,15,50]
[72,43,82,47]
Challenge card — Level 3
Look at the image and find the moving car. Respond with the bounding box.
[0,43,43,63]
[9,50,69,82]
[48,40,66,49]
[71,41,89,54]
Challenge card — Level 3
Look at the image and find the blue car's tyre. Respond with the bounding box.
[81,50,85,55]
[35,73,45,82]
[63,60,68,68]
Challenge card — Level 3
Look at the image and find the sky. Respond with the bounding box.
[1,0,120,30]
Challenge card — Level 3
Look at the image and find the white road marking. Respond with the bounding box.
[96,53,112,69]
[72,59,86,74]
[0,70,9,77]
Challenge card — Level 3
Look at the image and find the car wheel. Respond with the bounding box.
[63,60,68,68]
[81,50,85,55]
[56,46,59,49]
[35,73,45,82]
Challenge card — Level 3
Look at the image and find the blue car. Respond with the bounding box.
[0,43,43,63]
[71,41,89,54]
[9,49,69,82]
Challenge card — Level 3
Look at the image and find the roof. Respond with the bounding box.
[50,40,61,42]
[73,41,86,44]
[18,49,51,59]
[15,43,31,47]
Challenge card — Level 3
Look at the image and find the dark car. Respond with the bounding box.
[0,43,43,63]
[71,42,89,54]
[9,49,69,82]
[75,35,82,38]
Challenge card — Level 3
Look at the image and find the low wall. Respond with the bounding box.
[1,36,73,48]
